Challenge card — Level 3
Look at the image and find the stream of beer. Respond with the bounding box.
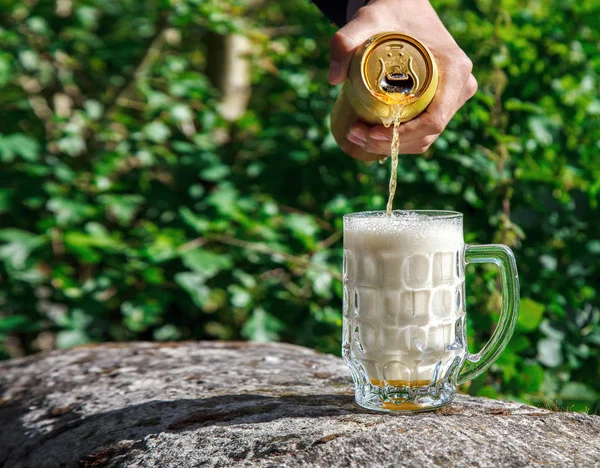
[385,105,404,217]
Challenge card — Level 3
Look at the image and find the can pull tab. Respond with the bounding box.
[381,72,415,94]
[377,55,420,95]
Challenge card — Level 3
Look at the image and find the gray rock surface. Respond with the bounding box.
[1,341,599,467]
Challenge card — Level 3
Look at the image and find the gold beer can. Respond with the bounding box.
[330,32,438,160]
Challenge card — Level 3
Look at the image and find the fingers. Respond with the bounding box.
[346,122,439,157]
[406,51,474,136]
[347,121,371,147]
[328,7,382,84]
[351,121,436,146]
[344,69,477,159]
[329,31,356,85]
[362,134,438,155]
[366,72,478,143]
[353,64,477,158]
[462,73,478,104]
[368,119,438,143]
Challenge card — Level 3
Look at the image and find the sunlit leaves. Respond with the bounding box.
[0,0,598,413]
[0,134,40,162]
[180,248,232,279]
[0,229,46,270]
[241,307,284,343]
[517,298,545,332]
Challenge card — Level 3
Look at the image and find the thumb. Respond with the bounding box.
[328,8,381,85]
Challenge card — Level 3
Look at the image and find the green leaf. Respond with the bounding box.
[175,272,210,307]
[0,189,13,214]
[206,183,239,216]
[478,385,498,399]
[64,223,124,263]
[229,285,252,308]
[144,233,181,263]
[84,100,103,119]
[0,54,12,87]
[233,269,256,289]
[179,207,209,232]
[200,165,231,181]
[57,135,86,157]
[66,309,93,330]
[0,134,40,162]
[537,338,563,367]
[528,117,553,146]
[286,214,318,238]
[587,240,600,254]
[77,6,100,29]
[495,348,518,381]
[558,382,597,402]
[539,255,557,271]
[64,231,121,250]
[98,194,145,225]
[517,298,545,332]
[56,330,91,350]
[171,104,192,122]
[0,229,46,269]
[310,270,332,298]
[153,324,182,341]
[64,231,122,250]
[122,300,163,332]
[241,307,284,343]
[311,305,342,327]
[539,320,565,340]
[0,315,33,333]
[508,335,530,353]
[18,50,39,71]
[522,363,544,392]
[180,248,232,279]
[47,198,97,226]
[143,121,171,143]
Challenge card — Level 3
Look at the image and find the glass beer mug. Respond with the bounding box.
[342,211,519,412]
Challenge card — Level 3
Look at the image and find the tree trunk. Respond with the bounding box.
[206,32,252,122]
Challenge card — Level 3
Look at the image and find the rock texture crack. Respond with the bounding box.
[0,341,598,467]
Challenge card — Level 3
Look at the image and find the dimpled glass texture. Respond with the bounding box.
[342,211,467,412]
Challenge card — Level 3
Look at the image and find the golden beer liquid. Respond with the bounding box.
[370,379,436,410]
[385,104,404,216]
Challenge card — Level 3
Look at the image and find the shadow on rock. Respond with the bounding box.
[1,392,363,467]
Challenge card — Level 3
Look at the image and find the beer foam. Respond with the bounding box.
[344,211,463,252]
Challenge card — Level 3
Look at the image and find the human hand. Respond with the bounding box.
[329,0,477,159]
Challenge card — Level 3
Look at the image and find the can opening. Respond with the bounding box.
[381,72,415,94]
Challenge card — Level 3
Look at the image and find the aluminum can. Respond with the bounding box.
[330,32,438,160]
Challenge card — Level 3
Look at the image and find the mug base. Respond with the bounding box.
[354,380,456,413]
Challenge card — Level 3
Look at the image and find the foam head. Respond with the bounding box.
[343,210,464,254]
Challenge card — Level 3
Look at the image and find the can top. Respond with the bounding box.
[361,32,436,105]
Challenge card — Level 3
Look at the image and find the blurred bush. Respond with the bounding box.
[0,0,598,411]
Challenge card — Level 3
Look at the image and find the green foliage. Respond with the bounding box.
[0,0,599,412]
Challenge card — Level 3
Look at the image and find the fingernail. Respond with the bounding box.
[328,60,341,83]
[370,132,389,141]
[348,129,366,146]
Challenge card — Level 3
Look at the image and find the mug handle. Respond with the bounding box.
[457,244,520,385]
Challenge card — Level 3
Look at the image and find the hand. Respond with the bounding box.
[329,0,477,159]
